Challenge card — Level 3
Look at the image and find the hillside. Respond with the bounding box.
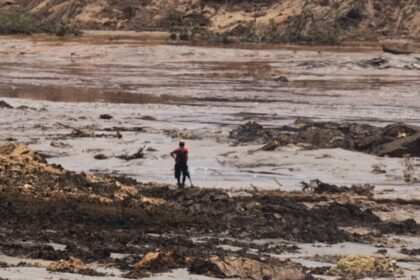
[0,0,419,42]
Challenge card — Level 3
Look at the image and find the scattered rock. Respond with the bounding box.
[189,256,306,280]
[0,100,13,109]
[329,255,403,278]
[0,143,416,280]
[229,121,269,144]
[273,76,289,83]
[371,163,387,174]
[94,154,109,160]
[99,114,113,120]
[47,257,104,276]
[16,105,37,111]
[359,57,389,68]
[140,115,157,121]
[50,141,71,148]
[400,248,420,256]
[302,179,374,196]
[125,251,188,277]
[383,45,413,55]
[376,249,387,255]
[378,219,418,235]
[230,120,420,157]
[164,129,202,140]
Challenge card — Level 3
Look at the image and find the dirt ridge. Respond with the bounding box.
[1,0,419,41]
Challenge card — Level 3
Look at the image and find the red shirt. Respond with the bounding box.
[172,148,188,163]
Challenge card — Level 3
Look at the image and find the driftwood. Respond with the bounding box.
[117,145,146,161]
[57,123,122,138]
[57,122,94,137]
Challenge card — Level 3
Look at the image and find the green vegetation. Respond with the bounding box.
[0,9,82,36]
[0,9,38,35]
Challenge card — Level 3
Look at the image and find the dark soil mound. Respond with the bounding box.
[230,120,420,157]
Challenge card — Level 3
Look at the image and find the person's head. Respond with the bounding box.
[179,140,185,148]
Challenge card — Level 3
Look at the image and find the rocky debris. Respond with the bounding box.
[229,121,274,144]
[125,251,189,278]
[94,153,109,160]
[117,146,145,161]
[0,242,66,261]
[379,133,420,158]
[301,179,374,197]
[329,255,403,279]
[0,100,13,109]
[16,105,37,111]
[139,115,157,121]
[272,75,289,83]
[189,255,306,280]
[400,248,420,256]
[57,122,122,138]
[230,120,420,157]
[102,126,144,132]
[378,218,418,235]
[383,45,413,55]
[0,143,47,164]
[47,257,104,276]
[359,57,390,69]
[0,143,418,278]
[57,122,95,137]
[99,114,113,120]
[0,143,150,203]
[50,141,71,148]
[371,163,387,174]
[164,129,203,140]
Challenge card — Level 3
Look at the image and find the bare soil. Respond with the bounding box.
[1,0,419,42]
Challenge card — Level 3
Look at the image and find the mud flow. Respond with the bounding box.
[0,35,419,279]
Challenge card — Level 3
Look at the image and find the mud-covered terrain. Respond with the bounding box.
[0,143,419,279]
[0,34,419,279]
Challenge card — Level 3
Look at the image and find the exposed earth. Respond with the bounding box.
[0,33,419,279]
[0,0,420,42]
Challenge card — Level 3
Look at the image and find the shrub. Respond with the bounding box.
[0,9,38,35]
[54,19,82,37]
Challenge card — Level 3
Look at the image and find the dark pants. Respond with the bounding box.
[175,162,188,185]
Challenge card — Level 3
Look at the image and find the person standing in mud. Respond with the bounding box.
[170,140,189,188]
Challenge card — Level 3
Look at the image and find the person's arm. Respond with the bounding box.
[185,149,189,162]
[170,149,177,160]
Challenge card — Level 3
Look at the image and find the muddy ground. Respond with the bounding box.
[0,143,419,279]
[0,34,419,279]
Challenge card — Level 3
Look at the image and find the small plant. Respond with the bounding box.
[54,19,82,37]
[0,9,38,35]
[161,9,185,30]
